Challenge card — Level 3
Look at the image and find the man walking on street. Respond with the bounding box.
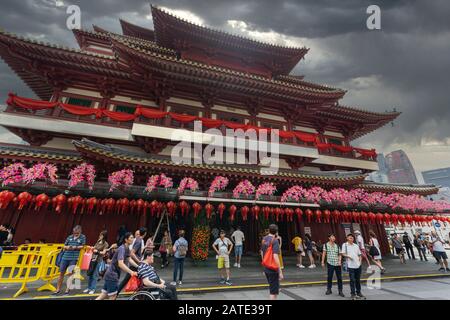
[321,233,344,297]
[403,232,416,260]
[231,226,245,268]
[341,233,365,300]
[414,232,427,261]
[354,230,371,268]
[392,233,406,264]
[171,229,188,286]
[261,224,283,300]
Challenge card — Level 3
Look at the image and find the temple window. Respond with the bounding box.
[115,105,135,114]
[327,137,344,146]
[66,97,92,107]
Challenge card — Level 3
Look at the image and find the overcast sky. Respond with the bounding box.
[1,0,449,180]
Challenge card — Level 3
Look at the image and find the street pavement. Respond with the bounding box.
[1,253,449,300]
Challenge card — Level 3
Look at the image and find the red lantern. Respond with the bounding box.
[229,205,237,221]
[150,200,159,216]
[218,203,226,220]
[295,208,303,223]
[285,208,294,222]
[352,211,360,223]
[405,214,413,225]
[383,213,391,225]
[332,210,340,223]
[167,201,177,217]
[136,199,145,215]
[17,192,32,211]
[157,202,165,217]
[106,198,116,214]
[274,207,282,222]
[129,200,137,215]
[86,197,97,214]
[179,201,190,217]
[68,196,83,215]
[368,212,376,224]
[263,206,271,220]
[192,202,201,218]
[0,191,15,209]
[398,214,406,226]
[251,205,260,221]
[241,206,249,221]
[53,194,67,214]
[323,209,331,223]
[97,198,107,215]
[390,213,398,226]
[360,211,368,224]
[305,209,313,223]
[376,213,384,224]
[314,209,322,223]
[35,193,49,211]
[205,203,214,220]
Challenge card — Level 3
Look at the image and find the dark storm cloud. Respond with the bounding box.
[1,0,450,152]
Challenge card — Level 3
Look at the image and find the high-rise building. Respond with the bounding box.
[385,150,418,184]
[422,167,450,188]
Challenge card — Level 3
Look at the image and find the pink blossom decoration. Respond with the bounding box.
[68,163,96,190]
[108,169,134,192]
[159,173,173,189]
[208,176,229,197]
[232,180,256,198]
[255,182,277,199]
[178,177,199,194]
[145,173,174,193]
[281,185,306,202]
[0,163,26,186]
[22,163,58,185]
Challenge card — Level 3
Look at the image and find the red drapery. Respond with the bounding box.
[7,93,377,156]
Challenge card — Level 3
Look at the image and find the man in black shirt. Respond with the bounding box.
[403,232,416,260]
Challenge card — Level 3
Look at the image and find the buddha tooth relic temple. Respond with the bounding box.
[0,6,448,255]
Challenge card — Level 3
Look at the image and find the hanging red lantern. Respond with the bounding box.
[332,210,340,223]
[405,214,413,225]
[34,193,49,211]
[398,214,406,226]
[285,208,294,222]
[106,198,116,214]
[315,209,322,223]
[179,201,190,217]
[376,213,384,224]
[192,202,201,218]
[79,198,87,214]
[167,201,177,217]
[136,199,145,215]
[86,197,97,214]
[150,200,159,216]
[17,192,33,210]
[368,212,376,224]
[28,195,36,210]
[241,206,249,221]
[383,213,391,225]
[53,194,67,214]
[352,211,360,223]
[305,209,313,223]
[323,209,331,223]
[128,200,136,215]
[391,213,399,226]
[218,203,226,220]
[274,207,282,222]
[0,191,16,209]
[143,201,150,215]
[70,196,83,215]
[229,205,237,222]
[251,205,260,221]
[360,211,368,224]
[263,206,271,220]
[295,208,303,223]
[205,203,214,220]
[157,202,165,217]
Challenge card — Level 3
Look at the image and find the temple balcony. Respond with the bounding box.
[0,102,378,171]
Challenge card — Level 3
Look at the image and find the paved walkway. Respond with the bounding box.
[1,253,449,300]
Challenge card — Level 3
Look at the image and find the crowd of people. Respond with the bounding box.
[1,221,449,300]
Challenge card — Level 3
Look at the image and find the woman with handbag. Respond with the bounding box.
[159,230,172,269]
[84,230,109,294]
[261,224,283,300]
[368,231,386,273]
[291,234,305,268]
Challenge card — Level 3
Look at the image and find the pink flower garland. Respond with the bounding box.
[145,173,174,193]
[68,163,96,190]
[233,180,255,198]
[208,176,229,197]
[108,169,134,192]
[281,185,306,202]
[0,163,26,186]
[178,177,199,194]
[255,182,277,199]
[22,163,58,185]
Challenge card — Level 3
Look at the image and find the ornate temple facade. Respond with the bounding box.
[0,6,443,253]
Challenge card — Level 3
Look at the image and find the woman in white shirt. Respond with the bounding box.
[368,231,386,274]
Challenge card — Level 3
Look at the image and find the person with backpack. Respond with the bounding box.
[261,224,283,300]
[304,234,316,268]
[84,230,109,294]
[291,234,305,268]
[341,233,366,300]
[321,234,344,297]
[414,232,428,261]
[171,229,188,286]
[213,230,234,286]
[392,233,406,264]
